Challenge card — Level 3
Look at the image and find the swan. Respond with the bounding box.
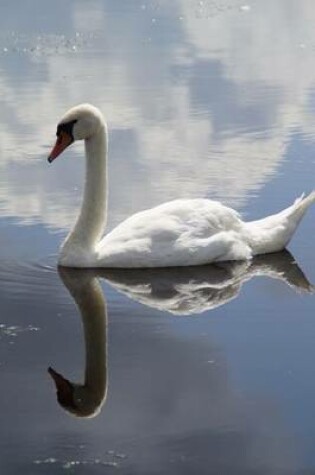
[48,104,315,268]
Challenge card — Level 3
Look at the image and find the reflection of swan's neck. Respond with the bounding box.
[63,124,108,253]
[50,270,108,418]
[80,278,107,405]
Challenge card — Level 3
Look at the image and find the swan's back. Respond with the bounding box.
[96,199,250,268]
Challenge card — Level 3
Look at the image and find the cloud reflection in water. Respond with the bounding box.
[0,1,314,233]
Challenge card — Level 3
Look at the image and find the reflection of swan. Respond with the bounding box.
[48,250,312,417]
[48,104,315,268]
[48,268,107,418]
[100,250,314,315]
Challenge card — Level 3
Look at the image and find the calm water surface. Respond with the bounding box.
[0,1,315,473]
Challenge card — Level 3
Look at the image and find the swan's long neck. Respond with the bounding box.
[65,124,108,252]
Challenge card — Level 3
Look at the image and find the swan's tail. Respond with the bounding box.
[245,191,315,255]
[291,190,315,215]
[279,190,315,224]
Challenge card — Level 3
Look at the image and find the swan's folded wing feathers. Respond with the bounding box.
[100,199,241,246]
[96,199,247,267]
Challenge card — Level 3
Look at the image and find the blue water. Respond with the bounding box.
[0,1,315,473]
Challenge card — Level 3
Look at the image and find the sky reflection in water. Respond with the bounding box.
[0,0,314,230]
[0,1,315,474]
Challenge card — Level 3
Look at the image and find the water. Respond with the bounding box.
[0,0,315,473]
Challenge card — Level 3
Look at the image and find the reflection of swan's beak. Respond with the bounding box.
[48,366,75,408]
[48,131,73,163]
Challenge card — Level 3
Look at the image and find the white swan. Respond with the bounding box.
[48,104,315,268]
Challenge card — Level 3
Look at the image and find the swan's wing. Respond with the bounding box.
[95,199,250,268]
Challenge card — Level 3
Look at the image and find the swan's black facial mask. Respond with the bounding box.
[48,119,77,163]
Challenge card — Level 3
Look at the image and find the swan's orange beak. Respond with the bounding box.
[48,131,73,163]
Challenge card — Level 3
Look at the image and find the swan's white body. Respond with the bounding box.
[48,104,315,269]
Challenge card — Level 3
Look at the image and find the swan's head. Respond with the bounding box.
[48,104,105,163]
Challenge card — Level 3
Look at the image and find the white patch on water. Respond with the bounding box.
[33,453,127,469]
[0,31,99,57]
[0,323,39,339]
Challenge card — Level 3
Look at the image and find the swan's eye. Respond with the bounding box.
[56,119,78,140]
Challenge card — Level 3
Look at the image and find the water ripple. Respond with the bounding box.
[0,255,60,304]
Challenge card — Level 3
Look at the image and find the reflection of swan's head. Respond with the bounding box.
[48,103,104,162]
[48,367,77,415]
[48,366,103,418]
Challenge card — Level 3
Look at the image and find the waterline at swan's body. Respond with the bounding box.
[48,104,315,269]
